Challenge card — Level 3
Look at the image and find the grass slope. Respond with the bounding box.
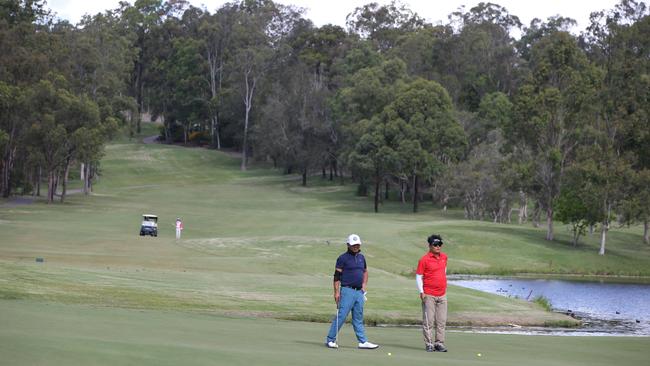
[0,123,648,329]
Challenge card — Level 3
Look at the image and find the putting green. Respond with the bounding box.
[0,300,648,366]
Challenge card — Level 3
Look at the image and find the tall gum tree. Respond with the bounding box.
[507,31,601,241]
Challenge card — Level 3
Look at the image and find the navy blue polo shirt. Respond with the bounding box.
[336,250,367,288]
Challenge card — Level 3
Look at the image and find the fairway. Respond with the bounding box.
[1,126,649,364]
[1,300,648,366]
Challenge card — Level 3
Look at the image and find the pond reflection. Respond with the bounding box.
[449,276,650,336]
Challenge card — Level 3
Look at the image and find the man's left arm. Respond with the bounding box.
[362,256,368,292]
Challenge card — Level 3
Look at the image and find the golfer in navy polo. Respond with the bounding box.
[325,234,379,349]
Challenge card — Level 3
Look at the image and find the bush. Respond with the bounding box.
[532,295,552,311]
[158,124,184,143]
[189,131,210,145]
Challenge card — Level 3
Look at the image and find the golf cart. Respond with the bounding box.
[140,214,158,237]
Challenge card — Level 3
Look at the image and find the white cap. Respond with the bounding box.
[346,234,362,246]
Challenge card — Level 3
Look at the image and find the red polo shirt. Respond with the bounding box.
[416,252,448,296]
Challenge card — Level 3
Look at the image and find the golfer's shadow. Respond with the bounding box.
[379,342,424,351]
[295,340,328,348]
[294,340,364,350]
[294,340,422,352]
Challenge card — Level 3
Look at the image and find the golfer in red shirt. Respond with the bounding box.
[416,234,448,352]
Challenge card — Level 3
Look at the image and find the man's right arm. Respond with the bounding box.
[333,268,342,305]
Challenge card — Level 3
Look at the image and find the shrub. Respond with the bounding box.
[189,131,210,145]
[532,295,552,311]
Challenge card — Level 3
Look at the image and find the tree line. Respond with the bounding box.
[1,0,648,253]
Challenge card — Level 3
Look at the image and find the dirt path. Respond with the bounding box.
[142,135,159,144]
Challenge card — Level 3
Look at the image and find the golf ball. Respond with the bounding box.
[387,352,392,356]
[477,353,482,357]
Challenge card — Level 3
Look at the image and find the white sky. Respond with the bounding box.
[47,0,622,32]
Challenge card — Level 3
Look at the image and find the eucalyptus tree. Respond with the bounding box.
[289,24,350,178]
[0,0,50,197]
[336,57,407,195]
[580,0,649,253]
[256,62,331,185]
[199,4,237,148]
[446,2,522,110]
[0,82,25,197]
[506,31,601,241]
[388,79,466,212]
[518,16,577,62]
[347,115,399,212]
[24,79,100,203]
[119,0,188,133]
[345,0,425,52]
[230,0,303,170]
[389,24,454,82]
[146,10,203,143]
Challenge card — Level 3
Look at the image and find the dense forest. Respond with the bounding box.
[1,0,649,252]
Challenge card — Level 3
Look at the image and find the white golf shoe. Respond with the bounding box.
[358,341,379,349]
[326,341,339,349]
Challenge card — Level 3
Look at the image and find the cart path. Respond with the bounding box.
[142,135,159,144]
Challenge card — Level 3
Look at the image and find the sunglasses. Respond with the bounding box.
[431,243,443,247]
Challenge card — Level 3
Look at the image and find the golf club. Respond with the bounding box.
[423,298,431,348]
[335,302,340,349]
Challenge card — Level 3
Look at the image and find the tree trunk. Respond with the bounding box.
[82,162,89,194]
[374,177,380,213]
[599,202,611,255]
[532,202,540,228]
[36,166,41,197]
[1,146,16,198]
[385,181,389,200]
[47,171,55,203]
[546,205,554,241]
[241,71,256,171]
[52,173,59,199]
[302,168,307,186]
[412,174,419,213]
[599,220,608,255]
[518,191,527,224]
[87,163,94,193]
[644,219,649,245]
[211,116,221,149]
[60,159,71,203]
[241,111,249,171]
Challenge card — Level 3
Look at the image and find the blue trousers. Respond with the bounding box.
[326,286,367,343]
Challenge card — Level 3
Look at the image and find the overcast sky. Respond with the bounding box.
[47,0,622,32]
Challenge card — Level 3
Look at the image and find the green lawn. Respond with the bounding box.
[1,300,648,366]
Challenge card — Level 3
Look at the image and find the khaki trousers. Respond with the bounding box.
[422,294,447,346]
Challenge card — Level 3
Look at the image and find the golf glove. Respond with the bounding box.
[363,291,368,301]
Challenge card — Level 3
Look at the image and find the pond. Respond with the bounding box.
[449,276,650,336]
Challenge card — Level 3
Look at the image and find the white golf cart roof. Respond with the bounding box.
[142,214,158,220]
